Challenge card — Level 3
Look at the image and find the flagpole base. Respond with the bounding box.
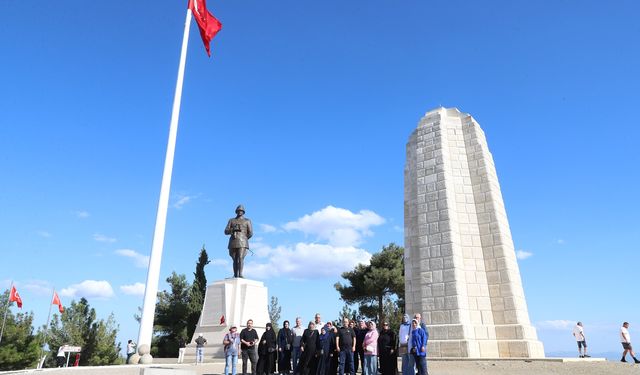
[128,353,141,364]
[133,344,152,364]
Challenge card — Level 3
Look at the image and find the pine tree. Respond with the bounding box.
[187,245,210,341]
[268,296,282,332]
[46,298,121,367]
[154,272,191,357]
[334,243,405,323]
[0,290,41,371]
[337,304,358,324]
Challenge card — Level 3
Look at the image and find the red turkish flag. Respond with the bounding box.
[52,291,64,313]
[9,286,22,308]
[188,0,222,57]
[220,315,225,325]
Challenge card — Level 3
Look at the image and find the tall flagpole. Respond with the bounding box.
[137,8,193,352]
[37,289,56,369]
[0,281,14,344]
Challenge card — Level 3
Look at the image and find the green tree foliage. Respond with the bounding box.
[334,243,405,323]
[268,296,281,332]
[382,297,403,333]
[46,298,121,367]
[337,304,358,323]
[153,272,190,357]
[0,290,41,370]
[186,245,210,341]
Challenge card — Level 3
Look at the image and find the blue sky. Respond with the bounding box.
[1,0,639,357]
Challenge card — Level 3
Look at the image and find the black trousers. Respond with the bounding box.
[243,348,258,375]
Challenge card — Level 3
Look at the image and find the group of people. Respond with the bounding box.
[572,321,640,363]
[222,313,429,375]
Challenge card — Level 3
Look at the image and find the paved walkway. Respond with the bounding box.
[4,358,633,375]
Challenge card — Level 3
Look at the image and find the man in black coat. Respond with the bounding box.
[353,320,366,373]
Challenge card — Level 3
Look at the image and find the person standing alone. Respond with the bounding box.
[56,345,67,367]
[126,340,136,363]
[177,336,187,364]
[572,322,589,358]
[621,322,640,363]
[195,333,208,365]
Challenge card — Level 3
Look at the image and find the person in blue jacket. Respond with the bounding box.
[410,319,428,375]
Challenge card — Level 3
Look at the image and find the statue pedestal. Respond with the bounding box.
[186,278,269,359]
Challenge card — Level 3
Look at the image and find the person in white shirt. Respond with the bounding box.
[572,322,590,358]
[292,317,305,371]
[398,314,413,375]
[620,322,640,363]
[56,345,67,367]
[126,340,136,363]
[314,313,325,334]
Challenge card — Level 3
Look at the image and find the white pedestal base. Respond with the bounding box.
[186,278,269,359]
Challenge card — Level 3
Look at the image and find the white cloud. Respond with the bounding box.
[120,282,145,296]
[115,249,150,268]
[61,280,115,299]
[173,194,198,209]
[244,242,372,280]
[283,206,385,247]
[210,258,230,267]
[556,239,566,245]
[535,320,574,330]
[75,211,90,219]
[37,231,52,238]
[22,280,53,295]
[516,250,533,260]
[94,233,116,243]
[259,224,278,233]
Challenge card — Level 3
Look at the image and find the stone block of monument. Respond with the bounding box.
[185,278,269,360]
[404,107,544,358]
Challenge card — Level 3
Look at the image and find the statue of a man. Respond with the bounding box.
[224,204,253,278]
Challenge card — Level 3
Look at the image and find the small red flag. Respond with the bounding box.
[220,315,225,325]
[52,291,64,313]
[188,0,222,57]
[9,286,22,309]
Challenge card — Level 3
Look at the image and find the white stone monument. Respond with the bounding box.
[186,278,269,359]
[404,107,545,358]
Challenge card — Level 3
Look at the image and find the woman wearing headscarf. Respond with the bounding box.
[317,324,337,375]
[410,319,428,375]
[279,320,294,375]
[299,322,319,375]
[362,321,379,375]
[257,323,277,375]
[377,322,397,375]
